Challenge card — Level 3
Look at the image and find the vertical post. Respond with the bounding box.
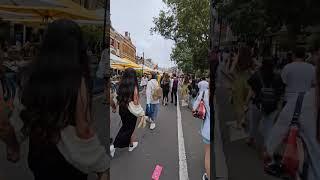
[102,0,107,50]
[209,1,218,180]
[23,25,26,44]
[218,15,222,48]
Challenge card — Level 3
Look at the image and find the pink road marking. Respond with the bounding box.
[152,165,163,180]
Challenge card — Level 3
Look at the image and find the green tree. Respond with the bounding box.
[151,0,210,73]
[219,0,320,48]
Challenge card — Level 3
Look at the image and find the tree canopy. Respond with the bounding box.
[218,0,320,48]
[151,0,210,74]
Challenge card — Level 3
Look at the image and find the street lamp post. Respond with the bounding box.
[102,0,107,50]
[210,1,219,180]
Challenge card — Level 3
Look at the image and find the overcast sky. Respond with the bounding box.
[110,0,175,68]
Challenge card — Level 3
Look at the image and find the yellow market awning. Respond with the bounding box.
[0,3,102,22]
[117,58,141,69]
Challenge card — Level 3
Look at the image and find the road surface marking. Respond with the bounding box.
[177,95,190,180]
[152,165,163,180]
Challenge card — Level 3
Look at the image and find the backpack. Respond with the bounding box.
[152,81,162,101]
[258,72,278,114]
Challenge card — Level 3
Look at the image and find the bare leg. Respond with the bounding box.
[205,144,210,179]
[130,129,137,145]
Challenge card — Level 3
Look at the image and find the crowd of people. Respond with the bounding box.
[220,42,320,180]
[109,68,212,179]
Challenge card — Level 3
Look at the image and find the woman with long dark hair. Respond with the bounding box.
[161,73,170,106]
[0,19,108,180]
[110,68,140,157]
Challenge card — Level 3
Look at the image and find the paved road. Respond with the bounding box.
[110,94,207,180]
[0,95,109,180]
[215,64,278,180]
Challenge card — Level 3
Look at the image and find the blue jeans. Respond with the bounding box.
[150,104,160,122]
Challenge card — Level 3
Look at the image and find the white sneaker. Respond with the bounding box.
[128,142,138,152]
[202,173,209,180]
[150,122,156,130]
[110,144,116,158]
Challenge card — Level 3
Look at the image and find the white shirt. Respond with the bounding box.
[198,80,209,91]
[281,61,315,99]
[146,79,160,104]
[140,77,148,86]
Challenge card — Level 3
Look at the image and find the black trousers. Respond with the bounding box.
[171,88,177,104]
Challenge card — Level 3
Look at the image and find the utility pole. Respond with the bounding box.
[102,0,107,50]
[210,1,219,180]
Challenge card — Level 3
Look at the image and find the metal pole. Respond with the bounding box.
[102,0,107,50]
[218,15,222,48]
[210,1,218,180]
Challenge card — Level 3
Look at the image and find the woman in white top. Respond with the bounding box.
[193,89,210,180]
[140,75,148,95]
[146,72,161,130]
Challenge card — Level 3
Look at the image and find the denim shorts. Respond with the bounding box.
[203,137,210,144]
[150,103,160,122]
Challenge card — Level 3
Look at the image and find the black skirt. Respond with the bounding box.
[28,139,88,180]
[113,106,137,148]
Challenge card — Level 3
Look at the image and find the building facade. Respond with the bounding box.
[109,27,136,62]
[72,0,104,10]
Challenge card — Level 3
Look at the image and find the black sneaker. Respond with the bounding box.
[264,162,283,177]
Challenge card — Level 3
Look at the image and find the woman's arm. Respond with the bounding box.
[133,86,139,105]
[75,78,95,139]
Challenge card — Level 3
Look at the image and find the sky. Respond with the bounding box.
[110,0,175,68]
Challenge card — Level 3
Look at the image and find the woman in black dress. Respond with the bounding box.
[110,68,140,157]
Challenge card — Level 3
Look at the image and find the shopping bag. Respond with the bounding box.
[193,92,206,120]
[281,125,299,178]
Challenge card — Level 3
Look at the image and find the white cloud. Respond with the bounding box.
[110,0,174,68]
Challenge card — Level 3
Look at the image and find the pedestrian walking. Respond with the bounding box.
[281,47,315,103]
[110,68,143,157]
[180,76,189,107]
[146,72,161,130]
[0,19,109,180]
[161,73,170,106]
[140,75,148,95]
[193,89,210,180]
[229,46,253,129]
[246,57,284,156]
[170,73,179,106]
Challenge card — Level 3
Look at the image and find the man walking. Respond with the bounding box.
[170,74,179,106]
[281,47,315,102]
